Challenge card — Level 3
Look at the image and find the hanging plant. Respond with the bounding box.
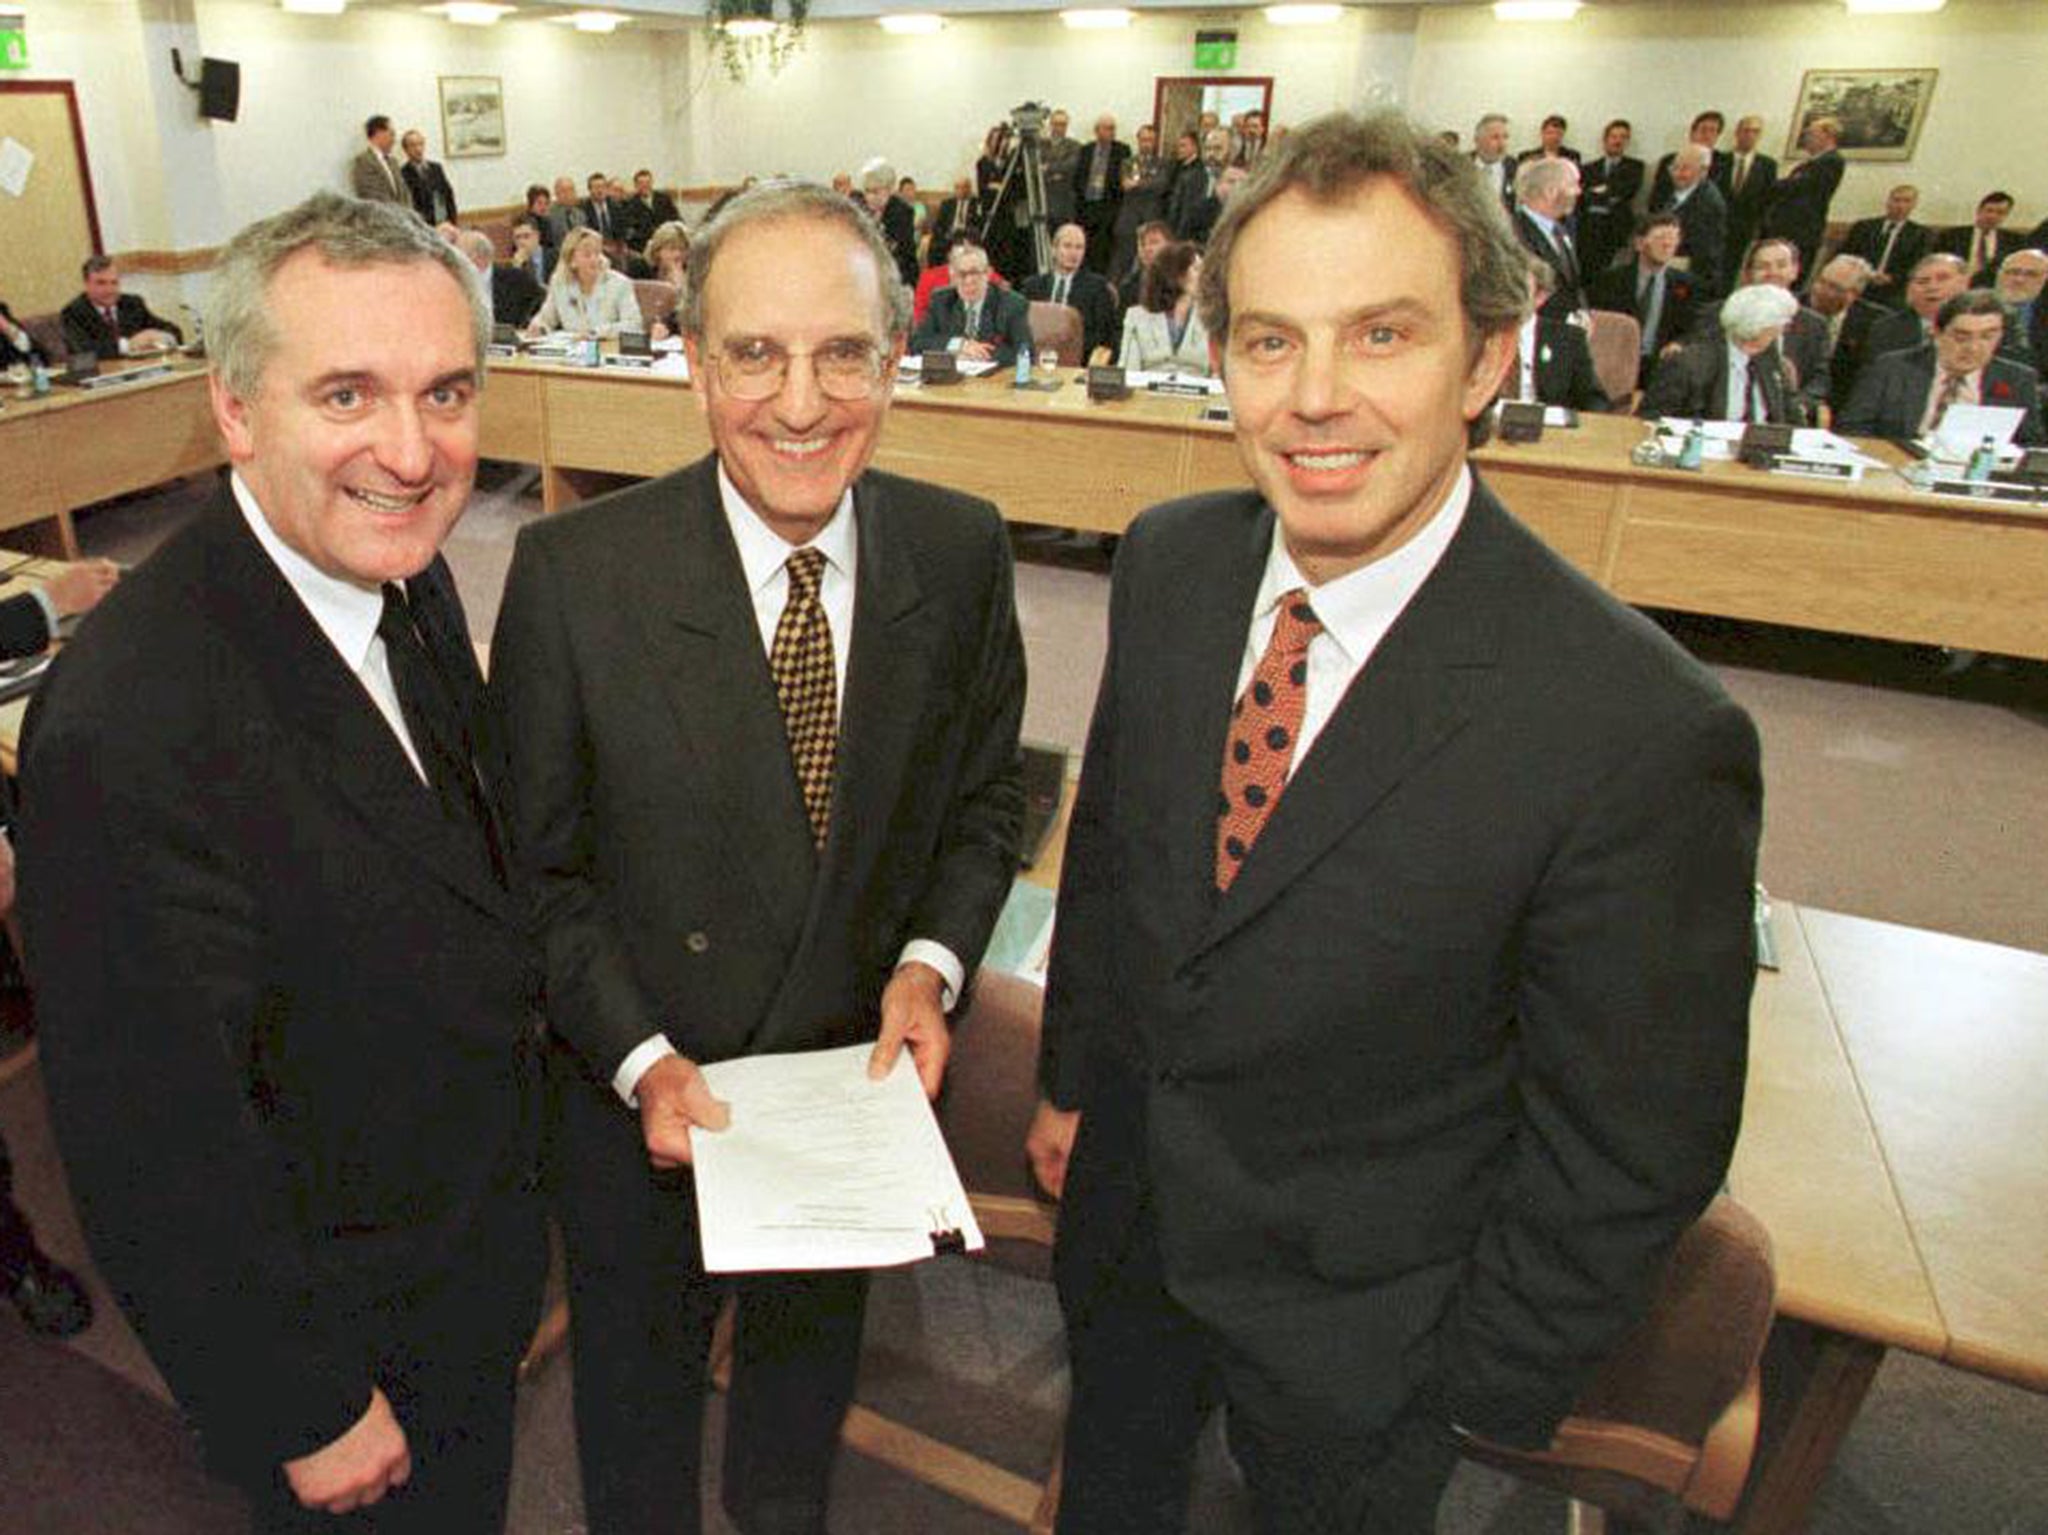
[709,0,809,82]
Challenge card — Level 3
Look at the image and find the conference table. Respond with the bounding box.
[5,351,2048,659]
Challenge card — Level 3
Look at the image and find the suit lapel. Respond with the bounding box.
[1194,490,1508,957]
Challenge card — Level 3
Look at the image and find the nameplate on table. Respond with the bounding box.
[1916,476,2042,505]
[1147,378,1215,399]
[1769,456,1863,482]
[75,362,176,391]
[601,352,657,371]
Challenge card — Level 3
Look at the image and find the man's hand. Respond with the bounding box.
[0,830,16,916]
[1026,1099,1081,1200]
[132,328,178,353]
[959,339,996,363]
[637,1053,730,1168]
[282,1387,411,1515]
[44,559,119,619]
[868,961,950,1098]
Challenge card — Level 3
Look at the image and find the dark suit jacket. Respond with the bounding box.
[1503,319,1610,413]
[1997,299,2048,372]
[402,157,458,224]
[1021,268,1121,362]
[1650,148,1732,210]
[1578,154,1646,273]
[491,261,546,329]
[875,194,921,289]
[1824,297,1890,414]
[1041,481,1759,1446]
[1654,181,1728,299]
[510,242,555,288]
[17,494,542,1480]
[0,300,42,366]
[1838,216,1932,305]
[1167,163,1222,244]
[1514,210,1587,320]
[1587,261,1703,367]
[581,196,624,241]
[1639,336,1803,426]
[1721,151,1777,256]
[490,454,1024,1085]
[1838,345,2045,445]
[1074,139,1130,219]
[1781,305,1832,415]
[910,284,1035,365]
[618,190,681,250]
[1935,223,2017,286]
[1762,149,1845,257]
[59,292,183,358]
[929,194,986,267]
[0,590,52,658]
[1866,307,1933,363]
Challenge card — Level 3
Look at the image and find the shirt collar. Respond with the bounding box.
[1252,465,1471,670]
[231,471,387,673]
[1524,207,1561,241]
[716,460,856,598]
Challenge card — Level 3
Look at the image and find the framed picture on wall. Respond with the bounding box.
[1787,68,1936,162]
[438,75,505,160]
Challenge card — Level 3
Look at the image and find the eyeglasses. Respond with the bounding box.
[712,337,888,402]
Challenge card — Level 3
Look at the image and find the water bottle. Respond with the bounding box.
[1678,420,1705,471]
[30,359,50,397]
[1964,435,1996,483]
[1014,343,1033,388]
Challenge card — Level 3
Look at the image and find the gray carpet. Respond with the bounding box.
[4,467,2045,1533]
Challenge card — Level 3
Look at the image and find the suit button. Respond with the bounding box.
[684,930,711,954]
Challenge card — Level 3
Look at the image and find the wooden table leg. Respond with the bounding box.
[1733,1328,1885,1535]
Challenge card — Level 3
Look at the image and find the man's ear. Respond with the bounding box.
[209,372,257,464]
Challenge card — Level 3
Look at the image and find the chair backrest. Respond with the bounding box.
[631,278,678,329]
[940,968,1056,1275]
[22,312,69,364]
[475,217,515,260]
[1026,301,1083,366]
[1587,308,1642,409]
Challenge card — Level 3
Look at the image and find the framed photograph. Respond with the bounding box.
[1787,68,1936,162]
[438,75,505,160]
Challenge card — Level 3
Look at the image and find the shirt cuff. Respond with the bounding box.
[612,1033,678,1107]
[897,940,965,1013]
[29,587,58,642]
[947,337,965,354]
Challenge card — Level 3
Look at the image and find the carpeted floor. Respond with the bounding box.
[5,467,2047,1534]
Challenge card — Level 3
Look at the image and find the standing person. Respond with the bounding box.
[348,114,407,205]
[1577,119,1645,279]
[1652,143,1729,299]
[1023,222,1122,362]
[1042,108,1081,229]
[1762,116,1845,280]
[491,179,1024,1535]
[1650,110,1729,208]
[1512,156,1587,322]
[1074,115,1130,276]
[858,157,922,289]
[17,191,545,1533]
[1720,114,1777,281]
[1110,123,1170,280]
[1029,111,1759,1534]
[1470,111,1514,211]
[399,129,458,225]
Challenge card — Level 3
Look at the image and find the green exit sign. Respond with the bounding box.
[0,13,25,70]
[1194,29,1236,70]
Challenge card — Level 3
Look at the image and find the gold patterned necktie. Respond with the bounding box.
[770,548,837,847]
[1216,589,1323,890]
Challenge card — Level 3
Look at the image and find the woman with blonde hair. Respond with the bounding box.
[525,225,639,337]
[643,221,691,339]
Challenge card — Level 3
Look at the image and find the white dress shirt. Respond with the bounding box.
[231,472,425,781]
[609,465,967,1106]
[1234,466,1471,771]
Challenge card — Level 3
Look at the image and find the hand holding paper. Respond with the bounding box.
[636,1054,731,1168]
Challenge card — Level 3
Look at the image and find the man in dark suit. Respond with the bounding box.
[1742,236,1831,419]
[1649,110,1729,209]
[1993,247,2048,368]
[1512,156,1586,322]
[1075,115,1130,275]
[509,214,555,287]
[911,239,1035,364]
[1577,118,1645,280]
[857,157,922,290]
[1653,143,1728,300]
[1514,113,1580,168]
[491,180,1024,1535]
[1838,184,1931,308]
[928,174,986,269]
[618,168,681,252]
[1588,212,1703,385]
[1807,253,1889,415]
[0,298,44,366]
[18,192,545,1533]
[1840,290,2045,445]
[1502,257,1608,412]
[1936,191,2019,287]
[1762,116,1845,280]
[1865,251,1969,362]
[1721,114,1777,282]
[399,128,458,225]
[1043,108,1081,227]
[457,228,544,330]
[1470,111,1515,212]
[1022,222,1121,362]
[348,114,407,206]
[59,255,182,358]
[581,170,623,242]
[1029,111,1759,1535]
[1639,287,1804,427]
[1168,128,1231,243]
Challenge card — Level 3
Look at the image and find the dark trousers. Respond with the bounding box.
[0,1127,31,1278]
[1054,1123,1460,1535]
[1077,200,1119,276]
[555,1061,870,1535]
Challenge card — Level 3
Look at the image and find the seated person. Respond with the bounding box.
[1993,247,2047,368]
[510,214,554,286]
[1117,218,1173,311]
[1,299,43,367]
[1117,240,1211,375]
[619,168,681,253]
[1838,288,2044,446]
[1501,256,1609,413]
[644,221,692,340]
[458,229,544,330]
[928,176,985,270]
[1741,237,1832,421]
[1640,282,1805,426]
[1866,252,1969,363]
[910,240,1033,365]
[524,226,641,338]
[1586,212,1702,386]
[1020,222,1120,363]
[59,256,182,359]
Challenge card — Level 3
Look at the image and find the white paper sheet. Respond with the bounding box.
[690,1043,983,1273]
[0,138,31,199]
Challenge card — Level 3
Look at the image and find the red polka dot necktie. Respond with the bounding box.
[770,548,837,848]
[1216,588,1322,890]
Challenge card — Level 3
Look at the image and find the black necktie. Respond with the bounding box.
[378,581,504,882]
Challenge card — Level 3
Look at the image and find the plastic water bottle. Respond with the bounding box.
[1014,343,1033,388]
[30,360,50,397]
[1964,435,1996,483]
[1678,420,1705,470]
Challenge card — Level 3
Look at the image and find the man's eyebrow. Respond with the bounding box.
[302,366,478,393]
[1231,298,1437,331]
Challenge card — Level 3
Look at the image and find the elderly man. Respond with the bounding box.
[21,192,545,1533]
[1840,288,2044,445]
[457,227,543,329]
[1512,156,1586,321]
[1042,107,1081,226]
[1807,253,1888,413]
[59,254,182,358]
[911,238,1034,364]
[1742,237,1832,420]
[856,156,922,288]
[1021,222,1121,362]
[1470,111,1513,209]
[491,179,1024,1535]
[1587,212,1703,385]
[1650,109,1728,208]
[348,113,406,205]
[1993,247,2048,367]
[1866,250,1969,360]
[1839,184,1931,307]
[1579,118,1645,278]
[545,174,588,246]
[1641,283,1804,425]
[1762,116,1845,278]
[1653,142,1729,299]
[1074,115,1130,274]
[1030,111,1758,1534]
[399,128,458,225]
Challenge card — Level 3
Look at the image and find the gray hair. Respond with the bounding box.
[1514,155,1575,205]
[857,157,897,193]
[1673,143,1711,172]
[457,229,497,269]
[207,191,487,400]
[1474,112,1507,136]
[1198,110,1529,360]
[1820,253,1873,289]
[1718,283,1799,343]
[681,180,913,342]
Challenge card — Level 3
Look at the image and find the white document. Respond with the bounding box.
[690,1043,983,1274]
[0,138,31,199]
[1930,404,2024,460]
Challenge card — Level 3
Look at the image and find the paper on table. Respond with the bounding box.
[689,1043,984,1274]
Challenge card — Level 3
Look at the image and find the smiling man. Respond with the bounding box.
[490,180,1024,1535]
[19,192,544,1533]
[1027,113,1762,1533]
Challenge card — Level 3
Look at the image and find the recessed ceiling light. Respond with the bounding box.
[561,8,628,30]
[281,0,346,14]
[1843,0,1943,12]
[1061,9,1133,29]
[878,12,945,33]
[1493,0,1581,19]
[1264,4,1341,23]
